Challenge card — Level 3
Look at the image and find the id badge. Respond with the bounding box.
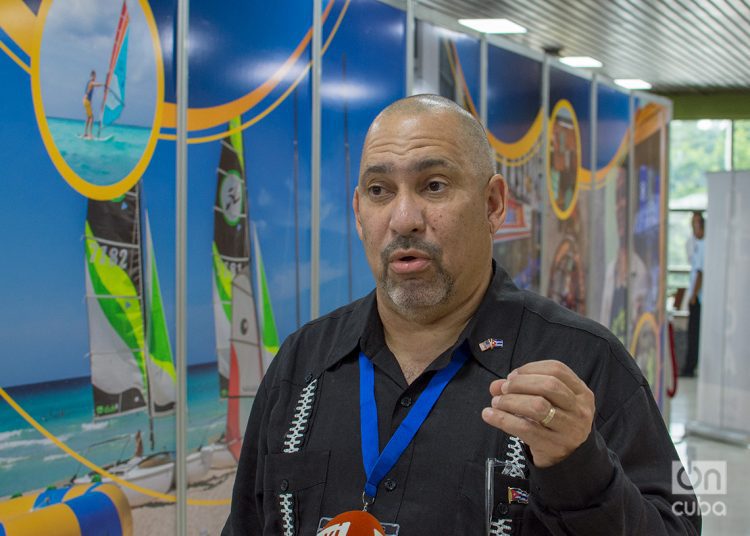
[317,516,401,535]
[485,459,530,535]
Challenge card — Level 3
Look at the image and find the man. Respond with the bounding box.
[223,95,699,535]
[681,212,705,377]
[82,70,103,139]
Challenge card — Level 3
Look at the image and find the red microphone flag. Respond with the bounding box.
[319,510,386,536]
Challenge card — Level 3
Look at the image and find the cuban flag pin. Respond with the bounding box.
[479,338,504,352]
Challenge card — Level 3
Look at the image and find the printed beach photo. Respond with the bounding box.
[37,0,158,188]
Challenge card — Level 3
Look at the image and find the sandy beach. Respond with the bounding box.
[131,467,235,536]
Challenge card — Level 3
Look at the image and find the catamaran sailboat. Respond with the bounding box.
[206,118,279,467]
[76,183,211,506]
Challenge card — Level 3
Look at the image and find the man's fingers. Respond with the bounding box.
[481,407,547,445]
[509,360,588,395]
[501,373,576,411]
[491,394,562,429]
[489,379,506,396]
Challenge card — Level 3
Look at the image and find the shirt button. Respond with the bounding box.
[280,479,289,492]
[384,478,397,491]
[495,503,509,516]
[400,396,412,407]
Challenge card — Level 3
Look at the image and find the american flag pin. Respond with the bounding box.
[479,338,504,351]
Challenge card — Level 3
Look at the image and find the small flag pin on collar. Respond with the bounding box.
[479,338,504,351]
[507,487,529,504]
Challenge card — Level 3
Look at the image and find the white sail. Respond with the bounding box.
[144,214,176,415]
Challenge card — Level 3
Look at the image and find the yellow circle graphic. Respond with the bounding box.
[546,99,582,220]
[630,312,661,396]
[31,0,164,200]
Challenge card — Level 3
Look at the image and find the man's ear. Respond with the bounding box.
[486,174,507,234]
[353,187,364,241]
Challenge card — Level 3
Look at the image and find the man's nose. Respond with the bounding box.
[389,191,425,236]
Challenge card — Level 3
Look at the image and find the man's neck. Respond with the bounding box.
[377,268,492,384]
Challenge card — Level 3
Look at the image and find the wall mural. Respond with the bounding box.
[0,2,670,534]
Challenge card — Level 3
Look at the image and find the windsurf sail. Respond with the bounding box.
[84,185,148,418]
[100,0,130,131]
[212,117,251,397]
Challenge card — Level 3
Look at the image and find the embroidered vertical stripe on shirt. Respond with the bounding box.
[277,379,318,535]
[283,379,318,453]
[489,518,512,536]
[279,493,295,536]
[501,435,526,478]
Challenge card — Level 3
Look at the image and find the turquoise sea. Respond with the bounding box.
[47,117,152,186]
[0,363,228,499]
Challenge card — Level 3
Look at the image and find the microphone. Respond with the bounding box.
[319,510,386,536]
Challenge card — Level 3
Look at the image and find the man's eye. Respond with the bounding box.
[368,185,384,196]
[426,181,445,192]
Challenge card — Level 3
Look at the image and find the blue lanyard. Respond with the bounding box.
[359,345,469,502]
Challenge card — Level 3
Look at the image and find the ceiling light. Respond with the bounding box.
[614,79,652,90]
[560,56,603,68]
[458,19,527,34]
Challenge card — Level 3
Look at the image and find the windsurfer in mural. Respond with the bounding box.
[82,70,103,139]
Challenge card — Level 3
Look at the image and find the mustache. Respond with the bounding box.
[380,236,443,266]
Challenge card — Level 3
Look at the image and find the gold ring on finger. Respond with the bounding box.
[540,406,556,427]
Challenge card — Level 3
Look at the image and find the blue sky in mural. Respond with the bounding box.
[319,0,405,315]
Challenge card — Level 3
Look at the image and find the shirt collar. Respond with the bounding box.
[320,261,526,379]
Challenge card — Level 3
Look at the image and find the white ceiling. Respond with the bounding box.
[419,0,750,92]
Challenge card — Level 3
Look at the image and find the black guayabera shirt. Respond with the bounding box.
[223,264,700,535]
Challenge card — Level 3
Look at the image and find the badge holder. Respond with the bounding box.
[485,459,530,535]
[485,459,506,535]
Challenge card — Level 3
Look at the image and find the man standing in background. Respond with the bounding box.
[681,211,705,377]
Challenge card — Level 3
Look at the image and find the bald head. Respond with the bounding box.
[364,94,496,184]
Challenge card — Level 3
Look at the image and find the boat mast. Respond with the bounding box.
[343,53,352,302]
[98,0,128,138]
[137,182,156,451]
[293,88,301,327]
[241,129,265,381]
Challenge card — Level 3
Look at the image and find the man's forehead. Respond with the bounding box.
[362,112,465,159]
[361,157,459,177]
[367,108,460,138]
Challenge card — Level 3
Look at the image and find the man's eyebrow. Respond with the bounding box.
[361,163,394,177]
[409,158,456,173]
[361,158,457,179]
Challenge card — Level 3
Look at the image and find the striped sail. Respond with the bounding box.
[212,118,250,397]
[84,186,147,418]
[101,0,130,127]
[84,185,176,420]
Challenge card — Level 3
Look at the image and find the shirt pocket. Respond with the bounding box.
[455,460,529,535]
[262,450,330,536]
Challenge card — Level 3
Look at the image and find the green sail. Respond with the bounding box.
[84,188,148,418]
[144,214,176,414]
[213,117,250,397]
